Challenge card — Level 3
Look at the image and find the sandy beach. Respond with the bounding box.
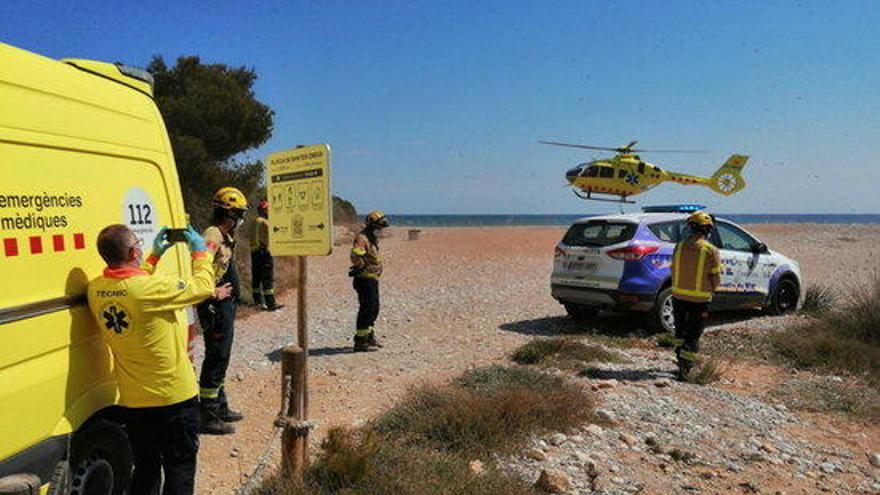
[191,224,880,493]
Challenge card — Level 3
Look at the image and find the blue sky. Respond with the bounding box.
[5,1,879,214]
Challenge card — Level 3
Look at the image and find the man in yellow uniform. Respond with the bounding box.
[87,224,216,495]
[250,199,282,311]
[197,187,247,434]
[349,210,389,352]
[671,211,722,380]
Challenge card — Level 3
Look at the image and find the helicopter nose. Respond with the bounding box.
[566,165,582,181]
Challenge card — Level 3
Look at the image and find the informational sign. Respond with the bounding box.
[267,144,332,256]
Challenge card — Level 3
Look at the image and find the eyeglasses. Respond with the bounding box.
[130,237,144,250]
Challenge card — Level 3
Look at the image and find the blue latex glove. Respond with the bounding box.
[183,225,207,253]
[151,227,171,257]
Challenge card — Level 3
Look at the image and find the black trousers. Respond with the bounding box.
[250,248,274,303]
[197,264,239,410]
[672,298,709,367]
[125,397,199,495]
[353,276,380,334]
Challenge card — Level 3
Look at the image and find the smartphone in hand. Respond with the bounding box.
[166,228,188,243]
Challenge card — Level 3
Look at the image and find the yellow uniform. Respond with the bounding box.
[250,216,270,251]
[671,238,722,303]
[86,252,215,408]
[350,232,383,278]
[203,225,235,283]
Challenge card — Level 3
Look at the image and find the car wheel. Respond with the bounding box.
[69,419,132,495]
[768,278,799,315]
[564,303,600,320]
[648,287,676,333]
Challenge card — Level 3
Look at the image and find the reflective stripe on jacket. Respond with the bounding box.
[350,232,383,278]
[87,252,215,407]
[672,237,722,303]
[250,216,270,251]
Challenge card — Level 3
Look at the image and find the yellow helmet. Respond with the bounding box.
[366,210,388,227]
[213,187,248,211]
[688,211,714,228]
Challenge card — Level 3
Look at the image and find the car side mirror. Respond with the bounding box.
[751,242,768,254]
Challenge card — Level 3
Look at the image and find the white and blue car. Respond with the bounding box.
[551,206,804,332]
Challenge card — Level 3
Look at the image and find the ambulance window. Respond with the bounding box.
[618,169,627,178]
[716,222,756,252]
[638,163,645,174]
[584,166,599,177]
[599,167,614,178]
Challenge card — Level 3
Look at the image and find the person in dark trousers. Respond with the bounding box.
[197,186,248,435]
[250,199,283,311]
[670,211,722,380]
[350,210,389,352]
[87,224,218,495]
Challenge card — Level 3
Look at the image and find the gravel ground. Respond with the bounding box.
[504,343,880,494]
[185,224,880,494]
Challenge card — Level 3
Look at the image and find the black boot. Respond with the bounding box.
[366,331,383,348]
[353,335,371,352]
[220,404,244,423]
[264,294,284,312]
[200,401,235,435]
[251,291,265,309]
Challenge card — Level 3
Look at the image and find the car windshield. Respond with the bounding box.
[562,221,637,247]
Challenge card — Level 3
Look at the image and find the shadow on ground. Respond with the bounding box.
[499,310,765,339]
[265,345,355,362]
[579,366,673,382]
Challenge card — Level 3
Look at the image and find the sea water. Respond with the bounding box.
[387,214,880,227]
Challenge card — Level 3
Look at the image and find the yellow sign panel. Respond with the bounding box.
[267,144,332,256]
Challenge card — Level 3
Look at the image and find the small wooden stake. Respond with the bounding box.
[280,345,306,477]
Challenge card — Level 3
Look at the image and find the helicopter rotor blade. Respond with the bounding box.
[538,140,621,152]
[626,148,708,154]
[540,140,707,154]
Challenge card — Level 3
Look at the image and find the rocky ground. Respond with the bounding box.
[504,323,880,494]
[188,225,880,494]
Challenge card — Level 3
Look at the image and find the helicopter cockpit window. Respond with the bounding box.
[598,167,614,178]
[638,163,645,175]
[618,169,627,178]
[584,166,599,177]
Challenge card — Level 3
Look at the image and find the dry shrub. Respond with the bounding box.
[255,368,582,494]
[801,283,837,315]
[772,277,880,386]
[684,358,726,385]
[256,432,535,495]
[510,338,624,368]
[373,365,594,457]
[770,378,880,423]
[655,332,678,348]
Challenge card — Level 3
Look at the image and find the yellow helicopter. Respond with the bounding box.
[540,140,749,203]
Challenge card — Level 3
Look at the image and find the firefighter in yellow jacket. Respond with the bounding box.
[87,224,218,495]
[350,211,389,351]
[197,187,247,434]
[250,199,282,311]
[670,211,722,380]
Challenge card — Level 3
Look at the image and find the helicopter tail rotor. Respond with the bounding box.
[708,155,749,196]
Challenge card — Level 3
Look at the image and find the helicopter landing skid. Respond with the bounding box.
[573,189,636,204]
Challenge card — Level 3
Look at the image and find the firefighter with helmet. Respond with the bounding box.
[670,210,722,380]
[250,199,283,311]
[196,186,247,434]
[349,211,389,352]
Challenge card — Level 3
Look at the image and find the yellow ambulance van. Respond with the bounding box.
[0,42,193,493]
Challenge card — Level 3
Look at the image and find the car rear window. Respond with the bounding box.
[648,220,698,243]
[562,222,636,247]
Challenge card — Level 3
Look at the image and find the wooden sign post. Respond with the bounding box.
[267,144,332,477]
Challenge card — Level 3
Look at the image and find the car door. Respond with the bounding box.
[712,221,768,309]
